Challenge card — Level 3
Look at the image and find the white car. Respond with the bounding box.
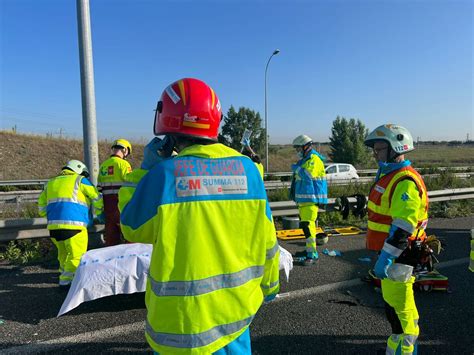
[325,163,359,181]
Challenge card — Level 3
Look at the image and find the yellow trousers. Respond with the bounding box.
[382,276,419,354]
[51,229,88,285]
[298,203,319,258]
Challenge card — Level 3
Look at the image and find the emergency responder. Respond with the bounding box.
[98,139,132,246]
[365,124,428,355]
[120,78,280,354]
[242,137,264,178]
[38,160,103,288]
[290,134,328,265]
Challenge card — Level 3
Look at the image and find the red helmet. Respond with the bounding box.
[154,78,222,141]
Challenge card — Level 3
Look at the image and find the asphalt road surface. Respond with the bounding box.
[0,216,472,354]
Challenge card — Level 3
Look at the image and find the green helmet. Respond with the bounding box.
[292,134,313,147]
[364,124,414,154]
[63,159,90,177]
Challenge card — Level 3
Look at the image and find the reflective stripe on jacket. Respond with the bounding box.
[38,170,103,230]
[367,164,428,251]
[98,156,132,195]
[291,149,328,204]
[120,143,280,354]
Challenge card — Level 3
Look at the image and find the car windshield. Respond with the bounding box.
[326,166,337,174]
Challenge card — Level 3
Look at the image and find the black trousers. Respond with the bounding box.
[385,301,404,334]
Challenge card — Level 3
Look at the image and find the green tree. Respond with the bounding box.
[218,106,264,154]
[329,116,371,166]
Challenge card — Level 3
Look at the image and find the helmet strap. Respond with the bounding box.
[386,148,400,163]
[303,143,312,156]
[111,146,128,159]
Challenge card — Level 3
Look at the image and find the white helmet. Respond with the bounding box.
[63,159,90,177]
[364,124,414,154]
[292,134,313,147]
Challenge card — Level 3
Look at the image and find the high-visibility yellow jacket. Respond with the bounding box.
[38,170,103,231]
[367,161,428,251]
[118,168,149,213]
[98,156,132,195]
[120,143,280,354]
[290,150,327,205]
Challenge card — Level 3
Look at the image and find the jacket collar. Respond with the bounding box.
[178,143,243,159]
[299,149,326,164]
[60,170,78,177]
[375,160,411,181]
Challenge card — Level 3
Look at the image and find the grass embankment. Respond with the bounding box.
[0,131,146,181]
[3,130,474,180]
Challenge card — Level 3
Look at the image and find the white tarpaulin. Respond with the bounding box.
[58,243,293,316]
[57,243,152,316]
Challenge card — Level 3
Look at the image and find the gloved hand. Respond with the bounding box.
[374,250,395,279]
[141,137,165,170]
[95,213,105,224]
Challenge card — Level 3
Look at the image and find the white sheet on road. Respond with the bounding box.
[58,243,293,316]
[57,243,152,317]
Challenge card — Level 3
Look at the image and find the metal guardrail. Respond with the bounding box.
[0,190,43,204]
[0,180,370,203]
[0,166,471,188]
[0,179,49,187]
[1,188,473,242]
[0,221,104,242]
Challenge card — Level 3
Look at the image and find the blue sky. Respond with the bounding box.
[1,0,472,143]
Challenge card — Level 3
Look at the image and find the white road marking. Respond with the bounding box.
[2,321,145,353]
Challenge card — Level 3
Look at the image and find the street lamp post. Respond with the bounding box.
[264,49,280,172]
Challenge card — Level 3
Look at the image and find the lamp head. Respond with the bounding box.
[273,49,280,55]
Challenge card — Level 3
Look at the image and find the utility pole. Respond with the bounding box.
[76,0,99,184]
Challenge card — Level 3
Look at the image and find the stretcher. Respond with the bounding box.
[367,234,449,292]
[368,269,449,292]
[276,226,364,240]
[415,270,449,291]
